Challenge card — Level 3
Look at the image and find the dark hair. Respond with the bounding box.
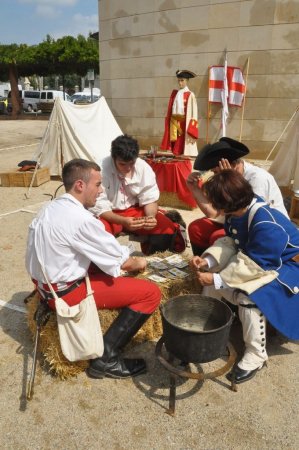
[203,169,254,213]
[111,134,139,161]
[62,159,101,191]
[230,158,242,168]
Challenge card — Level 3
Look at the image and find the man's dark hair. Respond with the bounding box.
[203,169,254,213]
[230,158,242,167]
[62,159,101,191]
[111,134,139,161]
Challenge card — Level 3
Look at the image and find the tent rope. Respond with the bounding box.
[265,106,299,161]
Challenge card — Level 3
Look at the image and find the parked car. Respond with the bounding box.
[71,93,100,104]
[70,92,86,103]
[39,90,71,103]
[7,90,41,112]
[37,90,71,113]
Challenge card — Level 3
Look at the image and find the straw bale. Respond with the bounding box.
[26,251,200,380]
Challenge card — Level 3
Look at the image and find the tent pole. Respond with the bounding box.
[239,57,250,142]
[24,118,51,199]
[265,105,299,161]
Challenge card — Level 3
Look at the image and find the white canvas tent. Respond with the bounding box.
[33,96,122,176]
[269,109,299,191]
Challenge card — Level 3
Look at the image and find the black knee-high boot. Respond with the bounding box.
[87,307,151,379]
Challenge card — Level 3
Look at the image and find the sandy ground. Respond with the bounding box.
[0,119,298,450]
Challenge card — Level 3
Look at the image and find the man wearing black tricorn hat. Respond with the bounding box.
[160,70,199,156]
[186,137,288,256]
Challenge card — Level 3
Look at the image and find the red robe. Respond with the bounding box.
[160,89,199,156]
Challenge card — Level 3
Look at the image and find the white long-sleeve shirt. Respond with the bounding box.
[89,156,160,217]
[243,161,288,217]
[25,194,130,288]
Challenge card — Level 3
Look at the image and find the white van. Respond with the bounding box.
[38,90,71,113]
[23,90,41,112]
[7,90,41,112]
[39,90,71,103]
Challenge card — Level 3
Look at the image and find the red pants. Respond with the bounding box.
[45,271,161,315]
[100,206,185,253]
[100,206,178,236]
[188,217,226,248]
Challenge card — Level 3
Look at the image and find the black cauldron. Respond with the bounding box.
[160,294,234,363]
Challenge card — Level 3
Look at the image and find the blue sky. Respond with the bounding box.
[1,0,98,45]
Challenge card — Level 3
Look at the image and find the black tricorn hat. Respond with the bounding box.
[194,137,250,171]
[176,69,197,79]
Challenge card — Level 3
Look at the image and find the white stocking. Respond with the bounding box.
[202,286,268,370]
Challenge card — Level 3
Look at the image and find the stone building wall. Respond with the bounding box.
[98,0,299,159]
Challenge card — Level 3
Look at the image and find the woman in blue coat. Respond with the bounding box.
[190,169,299,384]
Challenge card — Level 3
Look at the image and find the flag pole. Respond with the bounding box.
[206,66,211,143]
[239,57,250,142]
[221,50,229,137]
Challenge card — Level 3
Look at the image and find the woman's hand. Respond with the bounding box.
[186,171,202,193]
[196,272,214,286]
[189,255,208,271]
[190,256,213,286]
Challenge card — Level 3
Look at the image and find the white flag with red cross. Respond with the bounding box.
[209,65,246,107]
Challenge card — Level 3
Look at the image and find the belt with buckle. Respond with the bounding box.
[39,278,85,301]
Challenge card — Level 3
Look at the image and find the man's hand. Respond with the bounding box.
[143,215,157,230]
[122,256,147,273]
[218,158,232,170]
[123,216,146,231]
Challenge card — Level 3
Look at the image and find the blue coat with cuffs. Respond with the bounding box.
[225,196,299,340]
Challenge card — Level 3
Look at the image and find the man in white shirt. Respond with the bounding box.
[90,134,186,254]
[26,159,161,379]
[187,137,288,255]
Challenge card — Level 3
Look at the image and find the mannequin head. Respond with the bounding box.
[177,77,188,90]
[175,69,196,90]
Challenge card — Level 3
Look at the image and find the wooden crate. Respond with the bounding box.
[0,167,50,187]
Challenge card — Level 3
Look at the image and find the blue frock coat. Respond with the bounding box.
[225,197,299,339]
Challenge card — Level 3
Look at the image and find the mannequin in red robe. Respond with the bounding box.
[161,70,199,157]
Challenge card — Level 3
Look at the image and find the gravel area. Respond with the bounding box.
[0,119,298,450]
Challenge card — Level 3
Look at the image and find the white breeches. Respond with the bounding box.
[202,287,268,370]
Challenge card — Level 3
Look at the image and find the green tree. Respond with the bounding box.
[0,43,38,117]
[0,34,99,117]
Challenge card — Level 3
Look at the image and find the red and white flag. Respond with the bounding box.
[209,65,246,107]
